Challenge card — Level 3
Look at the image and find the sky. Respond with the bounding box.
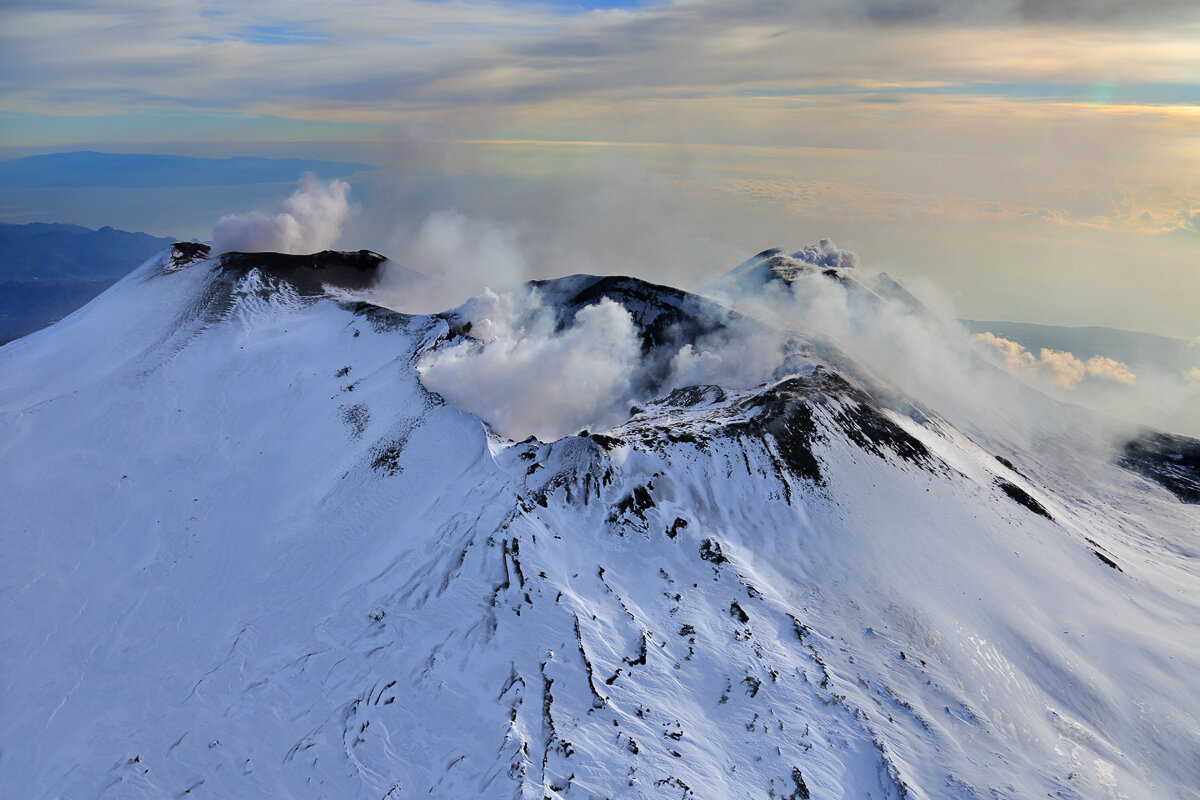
[1,0,1198,337]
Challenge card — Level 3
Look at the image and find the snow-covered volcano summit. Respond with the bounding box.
[1,244,1198,799]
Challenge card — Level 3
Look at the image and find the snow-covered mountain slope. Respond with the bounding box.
[1,244,1198,799]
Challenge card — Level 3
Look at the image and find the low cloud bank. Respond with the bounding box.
[969,331,1200,436]
[971,332,1137,389]
[213,175,353,255]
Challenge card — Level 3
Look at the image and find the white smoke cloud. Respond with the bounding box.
[702,254,1152,450]
[698,255,1017,445]
[363,156,757,315]
[380,209,530,312]
[666,325,794,392]
[971,332,1137,389]
[212,175,353,255]
[416,283,799,441]
[792,238,860,269]
[402,224,1197,441]
[417,289,643,441]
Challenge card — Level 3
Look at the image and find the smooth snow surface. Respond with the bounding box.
[1,247,1198,799]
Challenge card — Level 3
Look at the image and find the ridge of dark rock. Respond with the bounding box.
[1120,431,1200,504]
[218,249,386,295]
[169,241,211,268]
[527,273,741,349]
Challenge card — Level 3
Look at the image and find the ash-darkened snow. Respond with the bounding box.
[1,243,1197,799]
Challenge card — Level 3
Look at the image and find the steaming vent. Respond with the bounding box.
[705,239,861,299]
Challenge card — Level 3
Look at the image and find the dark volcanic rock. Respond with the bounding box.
[728,368,939,487]
[527,273,750,400]
[1091,549,1122,571]
[749,388,825,486]
[529,274,738,350]
[346,301,410,333]
[1119,431,1200,504]
[660,385,727,408]
[170,242,211,268]
[179,250,390,326]
[219,250,386,296]
[995,479,1053,521]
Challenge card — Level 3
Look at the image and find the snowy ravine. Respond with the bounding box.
[1,244,1197,800]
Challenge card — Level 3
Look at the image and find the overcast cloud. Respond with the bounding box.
[3,0,1198,118]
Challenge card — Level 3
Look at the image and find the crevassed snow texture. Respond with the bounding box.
[0,249,1197,800]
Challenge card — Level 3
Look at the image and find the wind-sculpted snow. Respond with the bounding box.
[1,246,1198,799]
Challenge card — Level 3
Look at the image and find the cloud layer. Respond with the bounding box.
[970,330,1200,436]
[972,332,1137,389]
[4,0,1197,122]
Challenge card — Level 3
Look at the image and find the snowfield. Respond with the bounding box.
[1,245,1197,799]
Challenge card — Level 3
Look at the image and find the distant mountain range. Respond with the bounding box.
[0,222,176,281]
[0,222,176,344]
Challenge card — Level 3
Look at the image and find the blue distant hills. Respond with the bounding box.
[0,222,177,344]
[0,222,175,281]
[0,151,374,189]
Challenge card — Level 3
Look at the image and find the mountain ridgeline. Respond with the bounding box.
[1,243,1197,799]
[0,222,177,344]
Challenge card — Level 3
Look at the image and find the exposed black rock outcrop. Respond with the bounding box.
[1119,431,1200,504]
[726,368,939,487]
[529,273,739,354]
[169,242,211,268]
[994,479,1053,520]
[218,250,385,296]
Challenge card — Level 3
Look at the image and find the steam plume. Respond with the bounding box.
[213,175,353,254]
[418,289,642,441]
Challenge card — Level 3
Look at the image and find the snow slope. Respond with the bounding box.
[1,245,1197,799]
